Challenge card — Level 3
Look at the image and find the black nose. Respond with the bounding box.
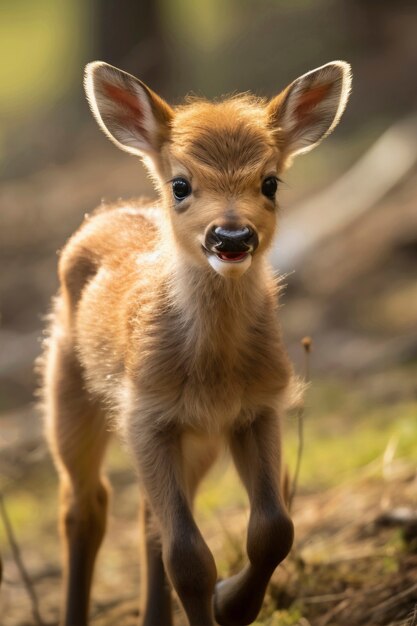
[208,225,258,252]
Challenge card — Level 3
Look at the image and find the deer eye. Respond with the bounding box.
[172,177,192,201]
[261,176,278,199]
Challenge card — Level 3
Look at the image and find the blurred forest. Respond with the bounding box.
[1,1,417,625]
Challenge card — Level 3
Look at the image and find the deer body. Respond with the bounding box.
[42,60,351,626]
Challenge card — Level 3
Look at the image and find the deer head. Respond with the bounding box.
[85,61,351,278]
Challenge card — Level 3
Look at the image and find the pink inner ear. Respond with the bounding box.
[294,82,332,121]
[103,81,149,142]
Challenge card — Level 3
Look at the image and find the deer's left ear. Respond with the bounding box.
[268,61,352,163]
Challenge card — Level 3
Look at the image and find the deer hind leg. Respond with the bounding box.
[214,412,294,626]
[44,333,110,626]
[139,494,173,626]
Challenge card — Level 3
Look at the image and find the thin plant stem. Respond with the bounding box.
[0,491,45,626]
[288,337,312,513]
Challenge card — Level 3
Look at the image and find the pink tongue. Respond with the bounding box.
[219,251,247,261]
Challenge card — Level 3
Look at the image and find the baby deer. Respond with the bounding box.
[42,60,351,626]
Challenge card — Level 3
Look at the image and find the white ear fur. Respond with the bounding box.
[84,61,172,157]
[272,61,352,159]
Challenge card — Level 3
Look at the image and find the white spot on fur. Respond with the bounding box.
[207,252,252,278]
[136,250,162,266]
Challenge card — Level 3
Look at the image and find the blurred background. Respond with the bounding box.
[1,1,417,625]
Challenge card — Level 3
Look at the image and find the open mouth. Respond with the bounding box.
[202,245,253,276]
[216,251,249,263]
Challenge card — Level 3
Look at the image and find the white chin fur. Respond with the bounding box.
[207,253,252,278]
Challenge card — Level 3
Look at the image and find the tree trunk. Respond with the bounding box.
[95,0,170,92]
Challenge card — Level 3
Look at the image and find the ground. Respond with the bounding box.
[1,373,416,626]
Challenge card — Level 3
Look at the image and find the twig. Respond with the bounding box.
[405,604,417,626]
[320,597,351,625]
[368,582,417,619]
[0,491,45,626]
[288,337,312,512]
[301,591,350,605]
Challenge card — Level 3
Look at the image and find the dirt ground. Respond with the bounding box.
[1,428,416,626]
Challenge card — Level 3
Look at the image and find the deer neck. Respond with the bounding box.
[167,251,272,348]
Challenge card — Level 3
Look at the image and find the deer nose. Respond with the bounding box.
[209,225,258,252]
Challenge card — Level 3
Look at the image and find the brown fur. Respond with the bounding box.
[42,60,351,626]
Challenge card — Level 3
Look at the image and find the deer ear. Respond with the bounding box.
[84,61,173,158]
[268,61,352,162]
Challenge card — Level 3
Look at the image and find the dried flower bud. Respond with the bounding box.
[301,336,312,353]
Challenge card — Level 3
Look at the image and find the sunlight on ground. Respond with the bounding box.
[1,371,416,625]
[2,374,416,546]
[193,374,417,514]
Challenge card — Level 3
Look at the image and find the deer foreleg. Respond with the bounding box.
[129,421,217,626]
[214,411,294,626]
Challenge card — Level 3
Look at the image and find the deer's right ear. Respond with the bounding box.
[84,61,173,158]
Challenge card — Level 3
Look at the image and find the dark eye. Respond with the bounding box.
[172,177,192,201]
[261,176,278,199]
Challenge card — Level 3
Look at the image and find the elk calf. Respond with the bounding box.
[42,60,351,626]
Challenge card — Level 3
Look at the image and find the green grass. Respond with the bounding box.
[1,373,415,626]
[285,403,417,489]
[195,457,247,519]
[253,607,304,626]
[284,376,417,489]
[193,373,417,522]
[2,375,415,546]
[0,459,57,543]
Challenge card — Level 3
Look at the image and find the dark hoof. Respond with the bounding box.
[214,578,262,626]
